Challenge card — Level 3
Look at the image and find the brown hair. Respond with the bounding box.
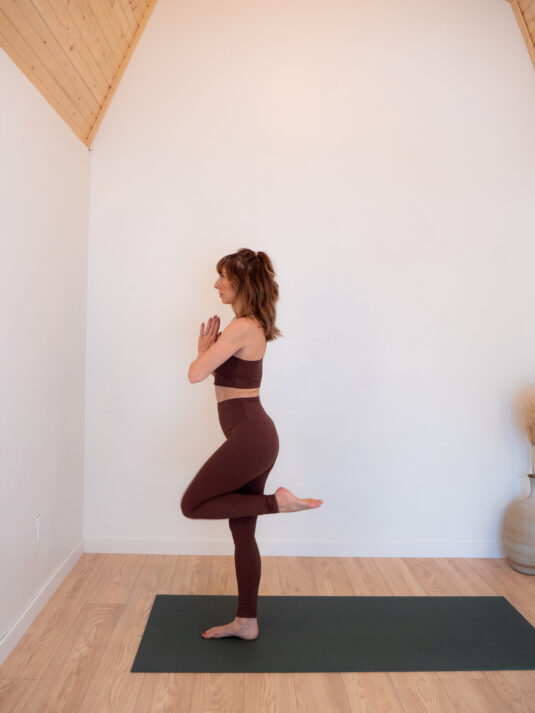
[216,248,283,342]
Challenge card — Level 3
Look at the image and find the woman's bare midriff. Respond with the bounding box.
[215,385,260,403]
[215,319,265,404]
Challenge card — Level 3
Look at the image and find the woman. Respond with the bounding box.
[180,248,323,640]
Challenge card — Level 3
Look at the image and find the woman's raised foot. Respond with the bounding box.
[274,486,323,513]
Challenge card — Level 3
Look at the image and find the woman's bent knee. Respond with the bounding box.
[180,492,199,519]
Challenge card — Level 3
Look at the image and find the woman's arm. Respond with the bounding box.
[189,320,246,383]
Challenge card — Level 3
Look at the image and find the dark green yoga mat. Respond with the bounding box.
[131,594,535,673]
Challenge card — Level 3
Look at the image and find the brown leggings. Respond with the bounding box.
[180,396,279,617]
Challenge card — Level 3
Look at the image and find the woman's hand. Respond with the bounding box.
[198,315,221,354]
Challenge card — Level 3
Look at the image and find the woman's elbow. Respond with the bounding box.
[189,367,206,383]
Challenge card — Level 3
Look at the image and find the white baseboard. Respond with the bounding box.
[0,538,85,667]
[83,536,506,558]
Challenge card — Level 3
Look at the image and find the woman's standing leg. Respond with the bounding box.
[228,463,276,618]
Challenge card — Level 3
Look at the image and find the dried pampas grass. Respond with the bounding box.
[513,383,535,475]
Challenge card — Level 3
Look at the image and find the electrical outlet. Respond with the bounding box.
[35,514,41,543]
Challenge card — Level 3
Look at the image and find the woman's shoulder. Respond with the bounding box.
[232,316,266,358]
[234,316,263,331]
[232,316,266,348]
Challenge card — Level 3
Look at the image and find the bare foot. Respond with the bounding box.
[201,616,258,639]
[274,486,323,513]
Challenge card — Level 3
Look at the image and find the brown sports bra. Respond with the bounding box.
[213,354,263,388]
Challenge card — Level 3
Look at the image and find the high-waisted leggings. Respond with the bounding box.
[180,396,279,618]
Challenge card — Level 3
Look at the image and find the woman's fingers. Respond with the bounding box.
[200,315,219,337]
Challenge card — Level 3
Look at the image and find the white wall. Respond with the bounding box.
[0,51,90,656]
[84,0,535,558]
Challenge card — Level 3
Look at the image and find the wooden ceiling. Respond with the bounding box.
[0,0,158,149]
[0,0,533,151]
[509,0,535,70]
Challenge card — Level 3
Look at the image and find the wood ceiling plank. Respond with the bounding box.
[90,0,128,59]
[510,0,535,71]
[31,0,104,101]
[35,0,109,99]
[13,0,100,125]
[520,3,535,22]
[86,0,157,147]
[130,0,149,25]
[64,0,118,85]
[0,13,90,139]
[107,0,135,40]
[115,0,138,35]
[0,5,93,134]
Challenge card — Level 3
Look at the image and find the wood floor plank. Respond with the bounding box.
[189,672,245,711]
[309,556,355,595]
[293,672,352,713]
[133,672,196,712]
[208,555,238,598]
[435,671,523,713]
[76,553,121,603]
[258,556,281,598]
[483,670,535,713]
[85,554,146,604]
[436,559,498,595]
[77,554,178,713]
[244,673,298,712]
[0,554,109,679]
[277,556,319,596]
[169,554,213,595]
[342,671,407,713]
[373,557,427,595]
[402,558,464,595]
[0,678,39,713]
[341,557,393,595]
[388,672,458,713]
[20,603,122,713]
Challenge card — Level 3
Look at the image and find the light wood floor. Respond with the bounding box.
[1,554,535,712]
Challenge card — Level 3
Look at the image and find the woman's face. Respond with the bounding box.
[214,267,237,306]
